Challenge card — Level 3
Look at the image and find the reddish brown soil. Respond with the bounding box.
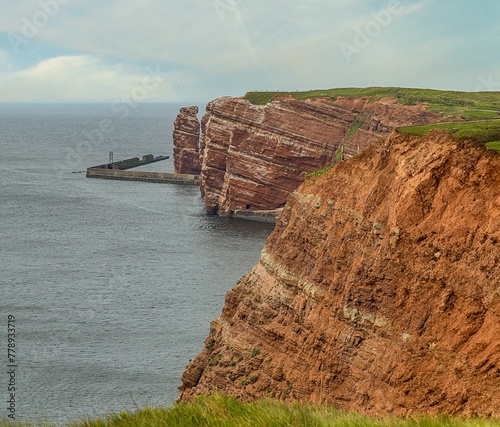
[179,131,500,417]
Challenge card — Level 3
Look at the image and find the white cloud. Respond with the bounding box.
[0,55,187,101]
[20,55,91,77]
[0,0,498,101]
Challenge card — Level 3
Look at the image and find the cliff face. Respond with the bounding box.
[198,96,443,215]
[173,106,201,175]
[179,131,500,417]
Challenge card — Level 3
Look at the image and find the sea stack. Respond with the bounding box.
[173,106,201,175]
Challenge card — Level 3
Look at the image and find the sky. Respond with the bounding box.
[0,0,498,102]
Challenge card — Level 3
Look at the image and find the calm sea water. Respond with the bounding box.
[0,103,274,424]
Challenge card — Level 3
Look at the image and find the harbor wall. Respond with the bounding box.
[86,168,200,185]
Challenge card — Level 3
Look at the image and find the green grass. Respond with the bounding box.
[306,164,335,178]
[400,120,500,151]
[244,87,500,155]
[345,116,366,140]
[250,348,261,357]
[243,87,500,120]
[4,395,498,427]
[486,140,500,151]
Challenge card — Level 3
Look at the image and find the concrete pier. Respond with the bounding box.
[90,154,169,171]
[86,154,200,185]
[86,168,200,185]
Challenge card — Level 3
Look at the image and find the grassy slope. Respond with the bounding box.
[400,120,500,150]
[4,396,499,427]
[244,87,500,152]
[243,87,500,120]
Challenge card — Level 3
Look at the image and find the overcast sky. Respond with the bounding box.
[0,0,498,102]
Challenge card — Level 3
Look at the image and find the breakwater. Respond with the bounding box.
[86,154,200,185]
[91,154,169,170]
[86,168,200,185]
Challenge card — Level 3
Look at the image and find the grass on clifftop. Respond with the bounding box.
[400,119,500,151]
[5,395,499,427]
[243,87,500,120]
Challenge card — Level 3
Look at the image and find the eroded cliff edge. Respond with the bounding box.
[174,95,444,215]
[179,130,500,416]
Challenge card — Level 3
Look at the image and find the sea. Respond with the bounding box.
[0,103,274,424]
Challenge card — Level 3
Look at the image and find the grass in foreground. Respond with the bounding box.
[243,87,500,120]
[400,119,500,151]
[4,395,499,427]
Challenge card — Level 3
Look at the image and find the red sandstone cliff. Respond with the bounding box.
[179,131,500,417]
[197,96,444,215]
[173,106,201,175]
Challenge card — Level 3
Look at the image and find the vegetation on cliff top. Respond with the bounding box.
[244,87,500,156]
[243,87,500,120]
[400,120,500,151]
[306,118,500,180]
[5,395,499,427]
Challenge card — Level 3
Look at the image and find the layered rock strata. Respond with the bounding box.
[173,106,201,175]
[179,131,500,417]
[198,96,443,215]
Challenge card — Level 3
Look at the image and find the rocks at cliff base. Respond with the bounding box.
[197,95,444,215]
[173,106,201,175]
[179,130,500,417]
